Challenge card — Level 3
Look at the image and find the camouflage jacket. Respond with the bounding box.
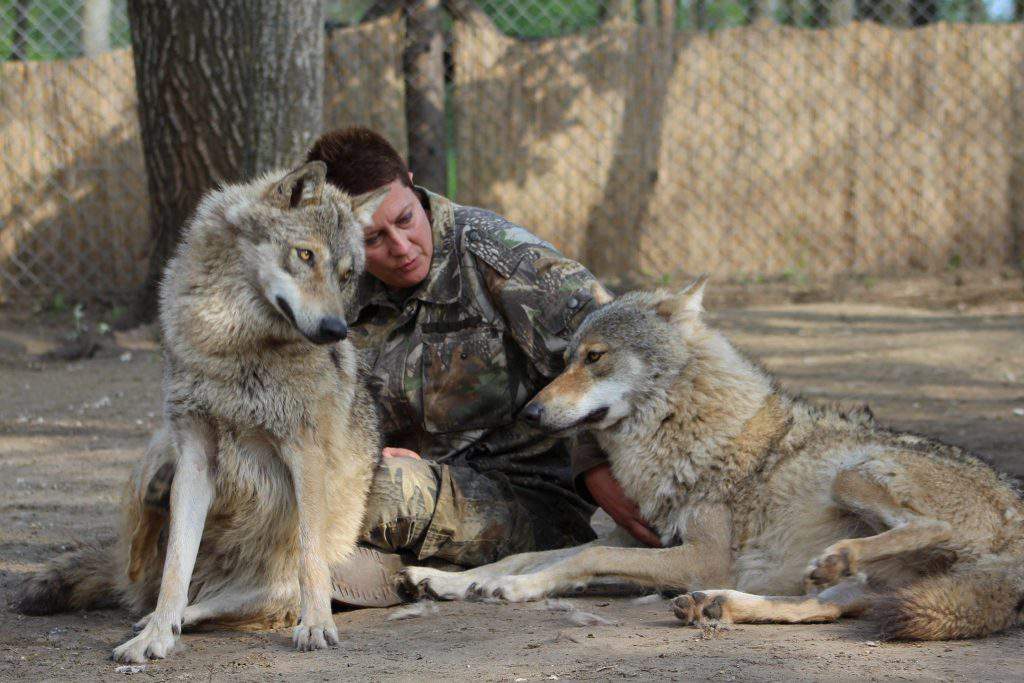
[348,188,606,493]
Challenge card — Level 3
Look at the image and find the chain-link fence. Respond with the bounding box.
[2,1,1022,302]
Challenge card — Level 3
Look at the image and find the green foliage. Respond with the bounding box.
[480,0,610,38]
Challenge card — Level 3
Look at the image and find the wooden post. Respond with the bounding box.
[404,0,448,193]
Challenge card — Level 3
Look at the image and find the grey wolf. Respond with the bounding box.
[402,277,1024,641]
[16,161,386,662]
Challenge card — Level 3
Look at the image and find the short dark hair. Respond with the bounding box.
[305,127,413,195]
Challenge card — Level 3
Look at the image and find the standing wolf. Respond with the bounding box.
[16,161,386,662]
[404,277,1024,641]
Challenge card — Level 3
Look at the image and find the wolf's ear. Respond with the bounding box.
[591,281,615,306]
[655,274,709,321]
[351,186,390,227]
[265,161,327,210]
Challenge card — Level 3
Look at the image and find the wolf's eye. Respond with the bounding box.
[339,268,353,283]
[584,350,605,365]
[296,248,314,264]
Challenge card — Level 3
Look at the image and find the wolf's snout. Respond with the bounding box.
[521,402,544,424]
[315,317,348,343]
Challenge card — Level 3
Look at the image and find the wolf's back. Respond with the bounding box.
[15,542,121,615]
[876,560,1024,640]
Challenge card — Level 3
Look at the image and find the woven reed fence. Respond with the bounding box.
[455,18,1024,283]
[1,11,1021,301]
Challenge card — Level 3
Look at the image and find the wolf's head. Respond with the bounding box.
[521,276,710,433]
[174,161,387,348]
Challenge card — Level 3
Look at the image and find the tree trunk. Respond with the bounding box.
[128,0,324,322]
[404,0,448,193]
[1018,0,1024,21]
[745,0,773,24]
[82,0,111,56]
[965,0,986,22]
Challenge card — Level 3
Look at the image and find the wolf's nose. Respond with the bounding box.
[318,317,348,342]
[521,403,544,424]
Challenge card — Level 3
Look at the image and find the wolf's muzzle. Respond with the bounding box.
[520,402,544,424]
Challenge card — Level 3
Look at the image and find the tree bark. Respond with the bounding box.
[404,0,448,193]
[128,0,324,322]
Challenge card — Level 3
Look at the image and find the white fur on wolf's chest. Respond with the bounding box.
[597,423,717,543]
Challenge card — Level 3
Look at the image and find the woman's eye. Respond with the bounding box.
[296,248,314,264]
[398,212,412,225]
[585,350,605,365]
[365,234,382,246]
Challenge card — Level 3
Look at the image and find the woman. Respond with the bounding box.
[307,128,659,605]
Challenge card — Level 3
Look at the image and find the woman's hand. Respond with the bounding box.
[382,447,421,459]
[584,463,662,547]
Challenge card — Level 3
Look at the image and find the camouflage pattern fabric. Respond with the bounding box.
[360,457,595,567]
[349,188,606,565]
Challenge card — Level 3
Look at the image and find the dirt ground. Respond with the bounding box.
[1,291,1023,681]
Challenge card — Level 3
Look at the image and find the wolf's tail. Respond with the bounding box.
[15,542,122,615]
[876,561,1024,641]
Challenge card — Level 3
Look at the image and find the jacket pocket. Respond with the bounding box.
[421,327,514,434]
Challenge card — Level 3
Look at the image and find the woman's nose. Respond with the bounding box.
[388,232,411,257]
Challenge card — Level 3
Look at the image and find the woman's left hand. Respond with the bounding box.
[381,447,421,459]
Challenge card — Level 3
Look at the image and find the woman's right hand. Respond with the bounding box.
[584,463,662,547]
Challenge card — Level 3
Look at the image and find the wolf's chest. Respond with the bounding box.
[209,429,296,515]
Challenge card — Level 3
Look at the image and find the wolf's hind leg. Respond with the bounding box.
[674,579,871,626]
[805,467,952,592]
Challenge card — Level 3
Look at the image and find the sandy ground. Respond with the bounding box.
[1,296,1023,681]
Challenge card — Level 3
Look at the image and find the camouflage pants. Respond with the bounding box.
[359,456,596,567]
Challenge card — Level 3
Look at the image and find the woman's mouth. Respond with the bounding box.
[397,257,419,273]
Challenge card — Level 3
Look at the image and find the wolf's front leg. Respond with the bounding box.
[281,437,338,652]
[113,417,216,663]
[474,506,733,602]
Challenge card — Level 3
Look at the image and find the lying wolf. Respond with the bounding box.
[403,277,1024,640]
[17,161,386,662]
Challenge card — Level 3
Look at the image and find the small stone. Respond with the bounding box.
[1013,408,1024,417]
[119,351,133,363]
[115,665,146,674]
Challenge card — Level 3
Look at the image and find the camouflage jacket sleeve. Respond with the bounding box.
[464,222,608,496]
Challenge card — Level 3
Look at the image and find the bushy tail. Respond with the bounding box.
[15,543,121,615]
[876,563,1024,641]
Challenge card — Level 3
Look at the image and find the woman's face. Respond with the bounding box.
[362,177,433,289]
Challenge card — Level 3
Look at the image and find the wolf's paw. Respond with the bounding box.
[469,576,547,603]
[803,547,853,593]
[398,567,471,601]
[671,591,730,626]
[292,613,339,652]
[113,618,180,663]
